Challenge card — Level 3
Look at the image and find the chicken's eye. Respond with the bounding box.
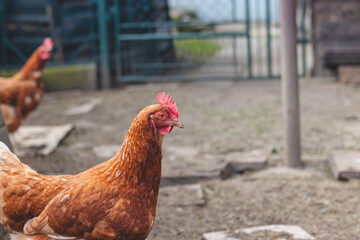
[159,113,165,119]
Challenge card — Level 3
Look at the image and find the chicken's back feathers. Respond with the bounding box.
[0,142,72,232]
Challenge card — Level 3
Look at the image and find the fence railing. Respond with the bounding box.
[0,0,311,87]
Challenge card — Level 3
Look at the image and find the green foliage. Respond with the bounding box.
[174,39,221,62]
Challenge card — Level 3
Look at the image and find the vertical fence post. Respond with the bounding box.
[280,0,302,168]
[265,0,272,78]
[245,0,252,78]
[114,0,122,82]
[232,0,238,77]
[300,0,307,77]
[96,0,111,89]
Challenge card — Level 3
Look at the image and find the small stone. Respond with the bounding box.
[13,124,74,155]
[240,225,315,240]
[220,147,272,179]
[203,225,315,240]
[203,231,228,240]
[330,151,360,180]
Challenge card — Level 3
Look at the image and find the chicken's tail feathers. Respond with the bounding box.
[0,141,32,171]
[10,234,82,240]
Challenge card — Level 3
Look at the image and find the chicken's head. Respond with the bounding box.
[150,92,184,135]
[38,37,53,60]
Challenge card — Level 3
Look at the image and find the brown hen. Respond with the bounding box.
[0,92,183,240]
[0,38,53,133]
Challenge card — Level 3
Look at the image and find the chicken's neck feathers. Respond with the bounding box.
[95,105,164,192]
[16,50,46,81]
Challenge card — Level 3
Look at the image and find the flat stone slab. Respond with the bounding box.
[65,97,103,116]
[203,225,315,240]
[14,124,74,155]
[220,147,272,179]
[330,151,360,180]
[159,183,205,207]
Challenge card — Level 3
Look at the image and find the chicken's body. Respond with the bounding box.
[0,38,53,133]
[0,93,183,240]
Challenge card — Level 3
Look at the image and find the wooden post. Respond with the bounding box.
[280,0,302,168]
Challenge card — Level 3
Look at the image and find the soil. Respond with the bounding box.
[18,78,360,239]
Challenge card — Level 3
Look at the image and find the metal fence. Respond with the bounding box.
[0,0,311,85]
[111,0,311,83]
[0,0,97,68]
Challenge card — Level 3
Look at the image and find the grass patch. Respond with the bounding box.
[174,39,221,62]
[0,63,97,91]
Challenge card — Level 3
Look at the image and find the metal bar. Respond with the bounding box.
[9,37,52,44]
[0,0,7,65]
[96,0,111,89]
[6,14,49,23]
[300,0,307,77]
[232,0,238,77]
[117,32,247,41]
[245,0,252,78]
[118,20,249,29]
[265,0,272,78]
[118,75,281,83]
[88,1,97,60]
[126,0,133,22]
[114,0,122,82]
[280,0,302,168]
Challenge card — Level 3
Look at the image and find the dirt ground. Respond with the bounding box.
[19,78,360,239]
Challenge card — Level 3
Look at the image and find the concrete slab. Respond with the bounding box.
[159,183,205,207]
[13,124,74,156]
[240,225,315,240]
[330,151,360,180]
[220,147,272,179]
[65,97,103,116]
[203,225,315,240]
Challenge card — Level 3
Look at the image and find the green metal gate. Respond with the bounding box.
[111,0,310,83]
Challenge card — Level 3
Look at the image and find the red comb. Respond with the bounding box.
[43,37,53,49]
[157,92,179,118]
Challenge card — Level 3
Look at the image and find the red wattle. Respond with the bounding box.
[159,125,173,135]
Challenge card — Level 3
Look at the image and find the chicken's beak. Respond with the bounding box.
[172,119,184,129]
